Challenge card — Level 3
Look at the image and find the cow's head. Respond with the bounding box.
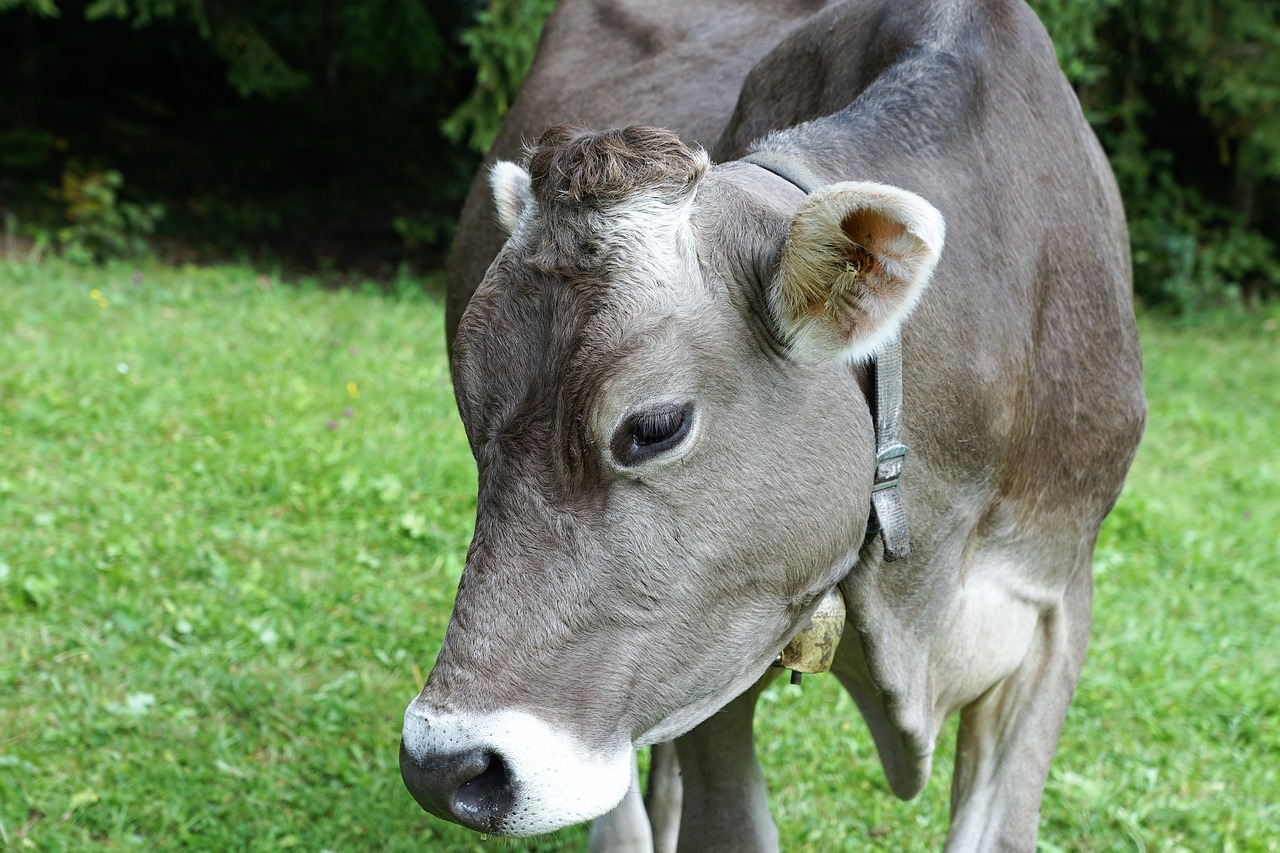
[401,125,943,835]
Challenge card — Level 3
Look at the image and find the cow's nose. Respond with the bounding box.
[399,741,514,831]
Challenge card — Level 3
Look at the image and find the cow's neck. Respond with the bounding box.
[741,153,913,563]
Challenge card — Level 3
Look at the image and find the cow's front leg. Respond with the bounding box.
[589,752,654,853]
[588,742,681,853]
[673,671,780,853]
[645,742,682,853]
[945,560,1093,852]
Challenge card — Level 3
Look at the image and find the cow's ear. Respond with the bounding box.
[490,160,534,235]
[771,181,944,364]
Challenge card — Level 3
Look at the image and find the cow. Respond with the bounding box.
[402,0,1147,850]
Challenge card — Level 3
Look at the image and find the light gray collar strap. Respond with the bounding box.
[743,153,913,562]
[869,333,911,561]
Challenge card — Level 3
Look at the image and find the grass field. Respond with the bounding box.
[2,258,1277,852]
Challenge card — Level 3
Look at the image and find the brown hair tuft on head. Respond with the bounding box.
[528,125,708,208]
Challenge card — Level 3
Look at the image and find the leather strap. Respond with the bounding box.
[742,151,824,195]
[743,154,912,562]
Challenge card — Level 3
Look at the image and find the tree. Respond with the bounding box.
[3,0,1278,308]
[0,0,475,266]
[1032,0,1280,308]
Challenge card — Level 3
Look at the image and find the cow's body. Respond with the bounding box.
[407,1,1146,851]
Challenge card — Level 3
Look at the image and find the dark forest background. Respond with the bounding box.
[1,0,1277,311]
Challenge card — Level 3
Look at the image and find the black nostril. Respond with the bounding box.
[452,750,512,821]
[400,741,514,832]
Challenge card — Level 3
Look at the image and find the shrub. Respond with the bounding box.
[57,167,164,263]
[441,0,558,154]
[1031,0,1280,311]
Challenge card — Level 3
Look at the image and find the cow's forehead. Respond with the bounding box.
[452,194,726,466]
[455,126,771,441]
[462,186,712,380]
[565,191,709,335]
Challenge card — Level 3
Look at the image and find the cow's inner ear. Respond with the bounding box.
[771,181,945,364]
[839,208,904,280]
[490,160,534,235]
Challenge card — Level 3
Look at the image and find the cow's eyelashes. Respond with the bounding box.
[632,409,684,446]
[611,403,694,466]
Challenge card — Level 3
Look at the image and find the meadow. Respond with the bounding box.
[1,258,1277,851]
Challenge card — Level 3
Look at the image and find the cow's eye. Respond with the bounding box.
[612,403,694,466]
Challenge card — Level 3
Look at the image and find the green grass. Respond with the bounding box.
[1,258,1277,851]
